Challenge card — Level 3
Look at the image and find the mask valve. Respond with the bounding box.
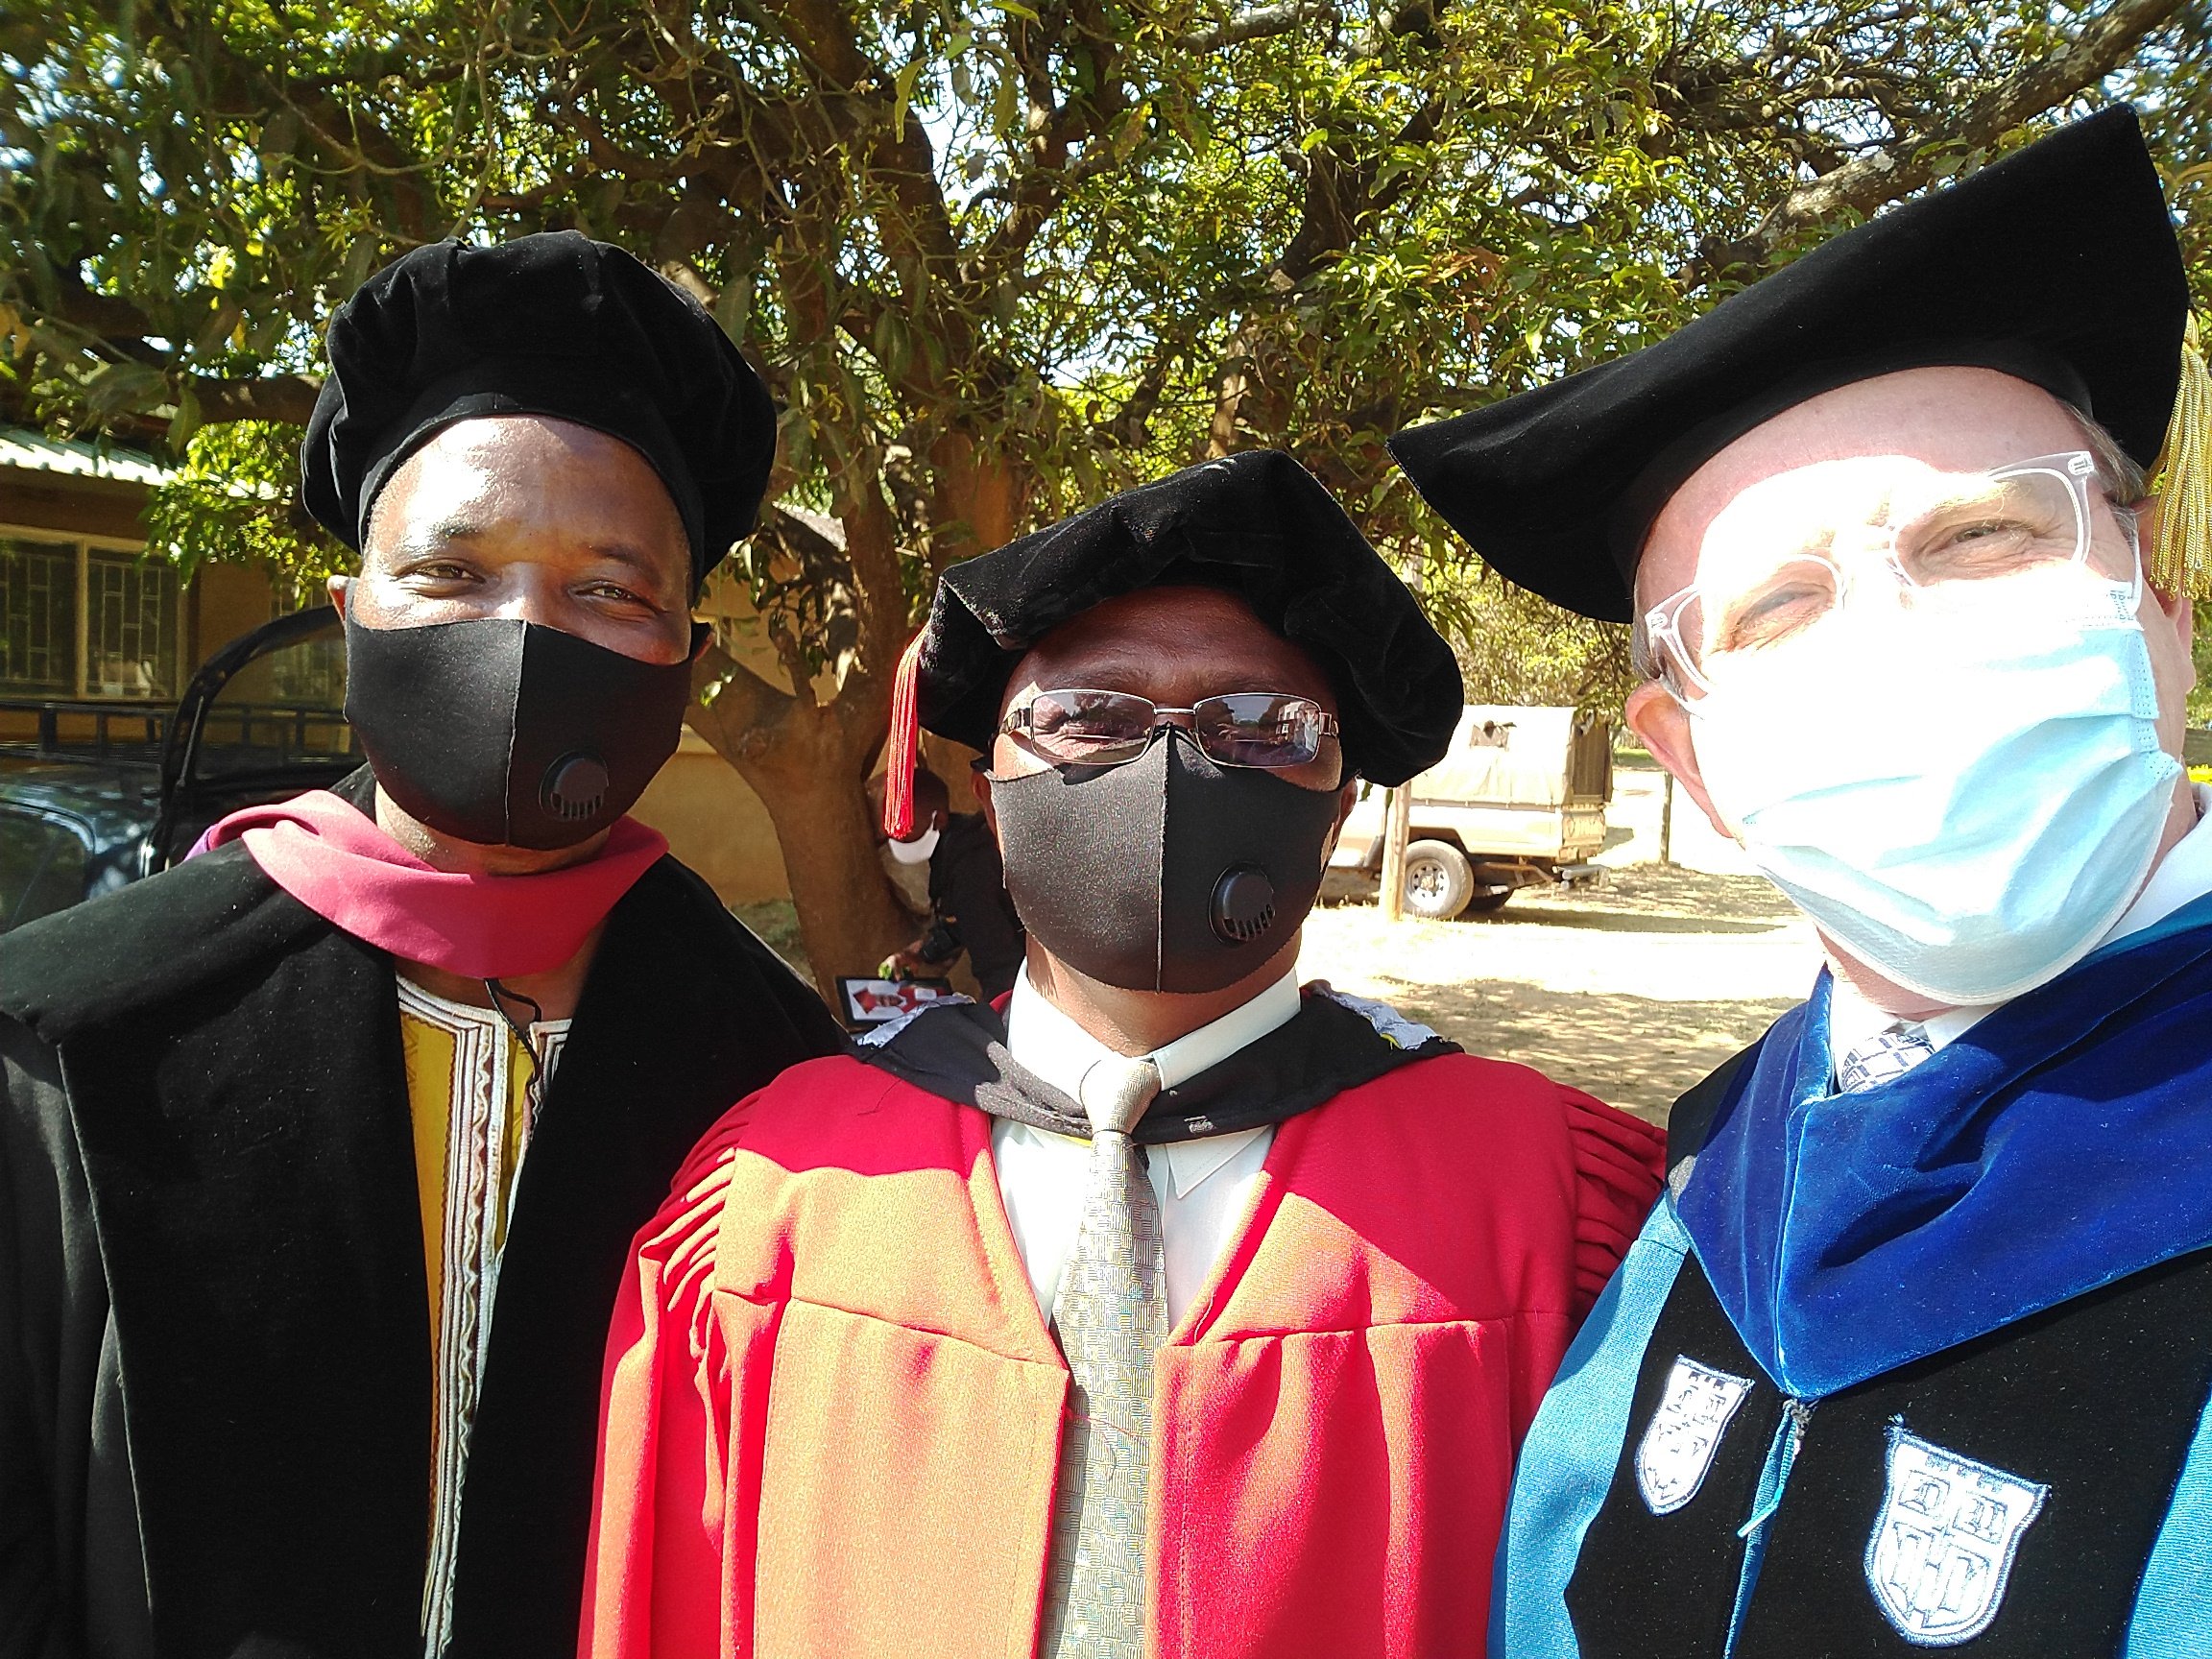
[1210,864,1278,945]
[541,753,612,823]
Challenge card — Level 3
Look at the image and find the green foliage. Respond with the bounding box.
[6,0,2209,731]
[140,421,352,604]
[1422,556,1633,715]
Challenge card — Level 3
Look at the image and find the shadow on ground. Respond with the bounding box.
[1517,866,1794,923]
[1370,975,1798,1125]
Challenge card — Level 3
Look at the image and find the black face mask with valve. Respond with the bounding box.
[343,612,701,850]
[988,729,1346,994]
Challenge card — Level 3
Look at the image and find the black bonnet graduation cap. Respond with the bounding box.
[881,450,1463,832]
[302,231,776,589]
[1386,106,2205,622]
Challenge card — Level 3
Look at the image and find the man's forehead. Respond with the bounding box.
[367,415,688,562]
[1639,367,2088,599]
[1009,586,1330,695]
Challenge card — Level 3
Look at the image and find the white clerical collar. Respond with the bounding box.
[1003,965,1303,1195]
[1829,782,2212,1068]
[1005,964,1304,1099]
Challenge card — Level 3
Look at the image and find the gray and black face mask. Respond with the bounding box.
[345,612,699,850]
[987,730,1343,994]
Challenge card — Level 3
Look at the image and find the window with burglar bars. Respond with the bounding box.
[0,540,75,695]
[0,535,180,700]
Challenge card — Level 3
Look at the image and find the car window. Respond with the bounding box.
[0,810,91,932]
[190,624,358,781]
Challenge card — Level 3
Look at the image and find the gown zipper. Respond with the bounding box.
[1723,1396,1819,1657]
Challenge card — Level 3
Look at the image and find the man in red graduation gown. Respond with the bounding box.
[579,450,1666,1659]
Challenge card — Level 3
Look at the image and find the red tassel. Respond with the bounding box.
[882,631,927,839]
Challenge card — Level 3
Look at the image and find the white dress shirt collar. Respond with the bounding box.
[1004,964,1302,1196]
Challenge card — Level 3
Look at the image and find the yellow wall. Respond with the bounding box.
[192,562,277,665]
[631,730,792,903]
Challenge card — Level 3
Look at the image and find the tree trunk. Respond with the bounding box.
[684,431,1027,1004]
[685,654,912,1003]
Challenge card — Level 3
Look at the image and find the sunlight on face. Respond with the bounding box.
[337,415,696,665]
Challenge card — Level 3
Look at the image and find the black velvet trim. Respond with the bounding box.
[1567,1258,1780,1659]
[1736,1245,2212,1659]
[1565,1242,2212,1659]
[857,992,1457,1143]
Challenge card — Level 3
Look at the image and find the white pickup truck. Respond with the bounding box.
[1329,704,1612,919]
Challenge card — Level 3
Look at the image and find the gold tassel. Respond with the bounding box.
[2152,311,2212,599]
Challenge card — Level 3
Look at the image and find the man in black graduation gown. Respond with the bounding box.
[0,234,845,1659]
[880,767,1027,999]
[1391,107,2212,1657]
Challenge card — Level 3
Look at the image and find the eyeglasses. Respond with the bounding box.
[1646,450,2142,702]
[998,688,1341,776]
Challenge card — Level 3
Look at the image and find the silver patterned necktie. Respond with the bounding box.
[1041,1053,1166,1659]
[1838,1020,1938,1094]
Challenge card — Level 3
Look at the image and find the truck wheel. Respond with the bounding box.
[1401,840,1475,921]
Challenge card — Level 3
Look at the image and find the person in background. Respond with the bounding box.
[880,764,1028,999]
[578,449,1665,1659]
[1392,108,2212,1657]
[0,232,845,1659]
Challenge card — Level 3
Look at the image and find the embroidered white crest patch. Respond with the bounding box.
[1635,1356,1756,1515]
[1864,1423,2049,1647]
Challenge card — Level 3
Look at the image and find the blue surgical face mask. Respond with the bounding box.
[1688,567,2181,1005]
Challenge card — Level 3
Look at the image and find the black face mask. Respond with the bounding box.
[343,613,700,850]
[988,731,1345,994]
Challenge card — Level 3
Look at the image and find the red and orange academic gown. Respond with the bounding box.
[582,998,1663,1659]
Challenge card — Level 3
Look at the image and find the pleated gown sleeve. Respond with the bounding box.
[1563,1092,1668,1319]
[581,1101,757,1659]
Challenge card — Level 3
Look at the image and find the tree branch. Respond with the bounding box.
[686,643,800,762]
[1177,0,1336,53]
[192,373,323,427]
[1683,0,2185,287]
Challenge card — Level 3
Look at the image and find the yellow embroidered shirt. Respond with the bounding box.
[397,977,570,1650]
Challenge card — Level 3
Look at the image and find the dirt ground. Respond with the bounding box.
[1296,865,1820,1122]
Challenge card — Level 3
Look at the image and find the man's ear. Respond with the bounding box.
[976,762,999,843]
[327,573,351,617]
[1624,681,1736,841]
[1315,778,1360,870]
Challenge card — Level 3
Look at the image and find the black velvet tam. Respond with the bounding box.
[1387,106,2190,621]
[916,449,1465,787]
[301,231,776,587]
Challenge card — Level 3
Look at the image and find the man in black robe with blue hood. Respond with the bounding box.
[0,235,844,1658]
[1390,107,2212,1656]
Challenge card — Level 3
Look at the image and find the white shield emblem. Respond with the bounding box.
[1636,1356,1756,1515]
[1864,1423,2049,1646]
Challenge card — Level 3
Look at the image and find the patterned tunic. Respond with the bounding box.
[398,980,570,1650]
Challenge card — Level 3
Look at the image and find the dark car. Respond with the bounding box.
[0,606,359,933]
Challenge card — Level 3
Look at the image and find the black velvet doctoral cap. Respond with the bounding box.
[915,449,1464,787]
[302,231,776,588]
[1387,106,2190,621]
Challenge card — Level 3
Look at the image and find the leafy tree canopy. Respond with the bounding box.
[4,0,2206,979]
